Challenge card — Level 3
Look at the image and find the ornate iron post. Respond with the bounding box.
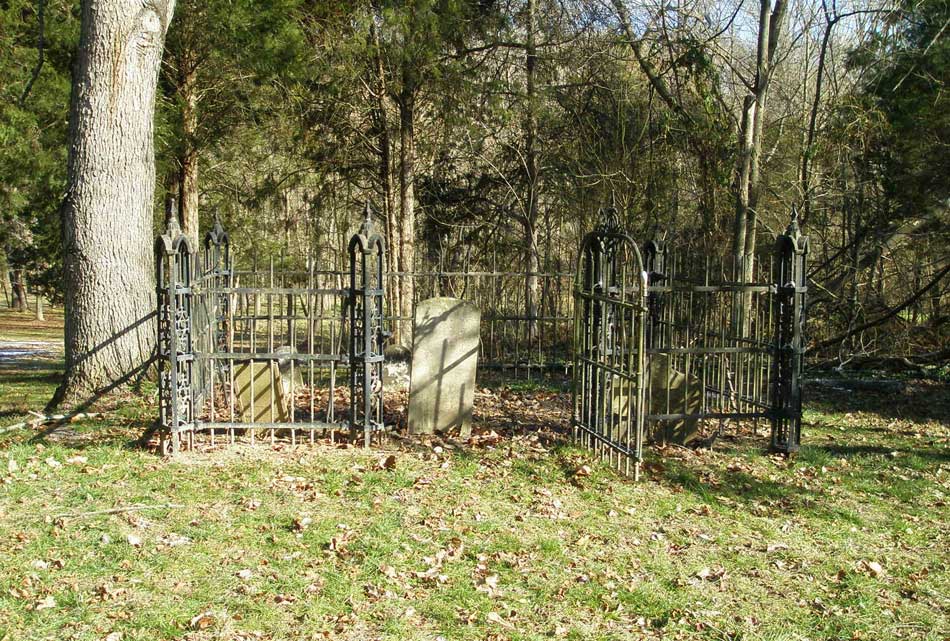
[155,205,197,455]
[771,212,809,453]
[203,216,231,357]
[348,203,387,446]
[643,240,666,349]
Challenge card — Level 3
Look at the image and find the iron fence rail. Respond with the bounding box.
[572,208,808,478]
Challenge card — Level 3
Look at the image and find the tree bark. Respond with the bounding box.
[524,0,540,341]
[734,0,787,273]
[371,20,400,341]
[177,50,199,246]
[51,0,176,409]
[10,269,27,312]
[733,0,786,336]
[397,85,416,347]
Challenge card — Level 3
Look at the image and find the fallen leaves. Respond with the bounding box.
[189,611,215,630]
[486,611,514,628]
[693,567,727,585]
[376,454,397,470]
[475,573,502,598]
[859,560,885,578]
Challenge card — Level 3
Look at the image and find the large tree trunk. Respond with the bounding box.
[51,0,176,409]
[397,86,416,347]
[524,0,540,341]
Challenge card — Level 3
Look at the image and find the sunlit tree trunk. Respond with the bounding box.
[10,269,27,312]
[371,21,401,341]
[178,52,200,246]
[524,0,540,341]
[398,84,416,346]
[734,0,786,331]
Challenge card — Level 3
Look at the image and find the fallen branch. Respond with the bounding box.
[51,503,185,520]
[0,411,101,436]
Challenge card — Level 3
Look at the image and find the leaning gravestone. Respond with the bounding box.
[408,297,480,438]
[646,359,702,444]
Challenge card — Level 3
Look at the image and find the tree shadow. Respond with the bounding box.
[29,416,155,452]
[817,443,950,464]
[650,457,864,525]
[46,310,156,414]
[807,378,950,424]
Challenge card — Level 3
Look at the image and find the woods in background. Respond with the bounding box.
[1,0,947,396]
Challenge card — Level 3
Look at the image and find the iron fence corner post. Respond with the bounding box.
[636,267,649,482]
[155,203,196,456]
[770,214,809,454]
[348,203,387,447]
[362,245,372,448]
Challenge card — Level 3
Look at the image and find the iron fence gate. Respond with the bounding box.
[573,208,808,478]
[572,208,648,479]
[156,205,387,454]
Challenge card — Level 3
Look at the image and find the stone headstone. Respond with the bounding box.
[646,359,702,444]
[383,344,412,393]
[233,361,291,423]
[408,297,480,437]
[275,345,303,405]
[609,358,702,445]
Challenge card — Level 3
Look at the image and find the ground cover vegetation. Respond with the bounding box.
[1,298,948,641]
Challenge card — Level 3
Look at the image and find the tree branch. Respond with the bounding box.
[18,0,46,106]
[808,261,950,353]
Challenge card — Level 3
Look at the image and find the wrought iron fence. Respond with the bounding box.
[572,208,808,479]
[156,204,386,454]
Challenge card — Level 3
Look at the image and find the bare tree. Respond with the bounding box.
[734,0,788,285]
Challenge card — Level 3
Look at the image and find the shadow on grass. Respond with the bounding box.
[0,368,62,385]
[654,458,865,525]
[818,443,950,463]
[807,379,950,424]
[28,416,156,453]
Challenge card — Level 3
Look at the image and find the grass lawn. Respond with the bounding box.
[0,310,947,640]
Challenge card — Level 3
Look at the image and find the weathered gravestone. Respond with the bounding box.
[645,359,702,444]
[383,344,412,393]
[233,361,291,423]
[408,297,480,438]
[609,359,702,445]
[275,345,303,408]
